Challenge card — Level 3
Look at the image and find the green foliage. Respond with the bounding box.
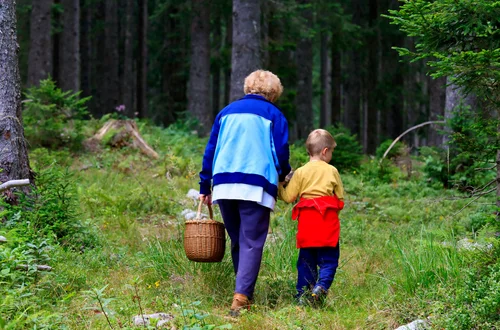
[386,0,500,104]
[375,139,406,160]
[288,143,309,170]
[176,301,233,330]
[432,244,500,329]
[2,118,499,329]
[386,0,500,197]
[325,124,363,170]
[419,143,496,190]
[23,78,91,150]
[390,230,464,294]
[419,146,449,187]
[1,148,98,250]
[448,106,499,168]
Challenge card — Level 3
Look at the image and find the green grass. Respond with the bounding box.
[1,123,498,329]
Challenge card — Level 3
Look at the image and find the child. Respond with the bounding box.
[278,129,344,305]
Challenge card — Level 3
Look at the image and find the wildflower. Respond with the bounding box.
[115,104,126,112]
[155,280,160,288]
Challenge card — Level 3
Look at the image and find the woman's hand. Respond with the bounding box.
[199,194,212,205]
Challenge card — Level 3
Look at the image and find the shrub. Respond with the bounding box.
[419,146,496,190]
[22,78,91,150]
[376,139,406,160]
[325,124,363,170]
[419,146,449,187]
[434,257,500,329]
[1,149,98,251]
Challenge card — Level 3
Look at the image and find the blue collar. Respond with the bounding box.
[242,94,267,101]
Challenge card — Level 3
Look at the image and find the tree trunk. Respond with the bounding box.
[331,37,341,125]
[59,0,80,92]
[80,0,92,99]
[320,30,331,128]
[104,0,119,113]
[365,0,379,154]
[343,0,363,139]
[93,1,106,117]
[444,77,476,144]
[188,0,211,136]
[497,138,500,217]
[27,0,53,87]
[160,4,188,126]
[428,76,447,146]
[230,0,261,102]
[137,0,148,118]
[0,0,33,195]
[295,0,314,140]
[211,6,222,117]
[224,15,232,106]
[261,0,270,69]
[123,0,135,118]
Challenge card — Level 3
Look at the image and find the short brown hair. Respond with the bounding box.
[244,70,283,103]
[305,129,337,156]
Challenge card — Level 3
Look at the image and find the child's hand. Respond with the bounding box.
[285,170,294,183]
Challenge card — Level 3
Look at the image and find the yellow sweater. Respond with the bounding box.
[278,160,344,203]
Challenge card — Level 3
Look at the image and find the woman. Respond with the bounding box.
[199,70,291,316]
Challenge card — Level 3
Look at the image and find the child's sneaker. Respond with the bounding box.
[295,293,310,306]
[311,285,327,306]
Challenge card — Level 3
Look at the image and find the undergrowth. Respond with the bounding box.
[0,120,498,329]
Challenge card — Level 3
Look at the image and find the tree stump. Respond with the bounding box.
[84,119,159,159]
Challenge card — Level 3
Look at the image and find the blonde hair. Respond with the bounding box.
[244,70,283,103]
[305,129,337,156]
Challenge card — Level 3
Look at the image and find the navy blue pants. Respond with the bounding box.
[217,200,270,298]
[296,245,340,295]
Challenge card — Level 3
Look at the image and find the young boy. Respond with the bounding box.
[278,129,344,305]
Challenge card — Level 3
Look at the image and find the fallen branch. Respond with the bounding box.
[0,179,30,192]
[452,188,496,217]
[381,120,445,162]
[16,264,53,272]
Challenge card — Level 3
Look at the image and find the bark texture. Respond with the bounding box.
[319,30,331,128]
[230,0,261,102]
[295,0,314,140]
[444,78,476,144]
[0,0,33,194]
[27,0,53,87]
[365,0,379,154]
[428,76,446,146]
[104,0,119,113]
[137,0,148,118]
[122,0,135,119]
[59,0,80,92]
[80,0,92,100]
[187,0,211,135]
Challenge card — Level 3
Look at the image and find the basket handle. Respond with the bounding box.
[197,199,214,220]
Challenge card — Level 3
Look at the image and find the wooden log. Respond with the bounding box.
[0,179,30,192]
[85,119,159,159]
[16,264,52,272]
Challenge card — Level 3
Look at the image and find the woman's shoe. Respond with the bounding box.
[229,293,251,317]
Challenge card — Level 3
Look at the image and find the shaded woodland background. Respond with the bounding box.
[18,0,447,154]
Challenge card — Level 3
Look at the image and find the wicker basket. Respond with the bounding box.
[184,201,225,262]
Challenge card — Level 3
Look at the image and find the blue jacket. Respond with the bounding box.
[199,94,291,198]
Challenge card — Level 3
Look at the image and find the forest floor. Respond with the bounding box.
[2,123,498,329]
